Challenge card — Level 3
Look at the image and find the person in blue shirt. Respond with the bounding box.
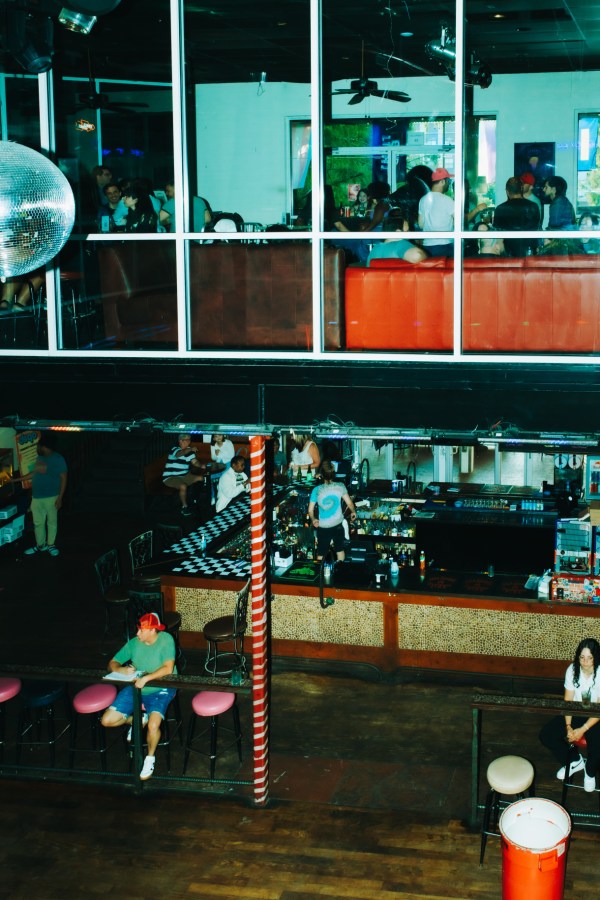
[12,432,67,557]
[308,460,356,561]
[543,176,576,230]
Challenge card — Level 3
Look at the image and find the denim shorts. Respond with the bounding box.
[110,685,176,720]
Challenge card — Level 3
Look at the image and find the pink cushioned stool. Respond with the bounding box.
[69,683,117,772]
[183,690,242,779]
[0,677,21,762]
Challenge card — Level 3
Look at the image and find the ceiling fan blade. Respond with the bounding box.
[370,89,411,103]
[333,89,359,94]
[347,93,364,105]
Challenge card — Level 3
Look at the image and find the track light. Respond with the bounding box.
[6,6,54,74]
[425,24,492,89]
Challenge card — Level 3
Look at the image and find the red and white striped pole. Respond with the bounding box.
[249,435,269,806]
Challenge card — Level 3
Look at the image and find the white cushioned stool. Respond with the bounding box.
[480,755,535,865]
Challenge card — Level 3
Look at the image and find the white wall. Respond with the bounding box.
[196,82,310,225]
[196,70,600,224]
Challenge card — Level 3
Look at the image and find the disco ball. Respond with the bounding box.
[0,141,75,280]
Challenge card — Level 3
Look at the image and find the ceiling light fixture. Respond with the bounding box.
[425,24,492,88]
[58,9,96,33]
[57,1,122,35]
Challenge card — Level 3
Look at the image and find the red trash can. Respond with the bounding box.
[499,798,571,900]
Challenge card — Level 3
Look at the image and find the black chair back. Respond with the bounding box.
[94,548,122,597]
[128,530,154,575]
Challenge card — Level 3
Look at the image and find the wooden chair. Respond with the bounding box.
[203,579,250,677]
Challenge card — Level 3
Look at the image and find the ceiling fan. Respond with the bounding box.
[71,51,150,115]
[333,42,411,105]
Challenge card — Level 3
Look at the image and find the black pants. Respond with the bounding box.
[539,716,600,774]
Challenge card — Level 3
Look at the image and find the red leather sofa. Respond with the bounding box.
[463,255,600,352]
[345,257,454,351]
[98,242,345,350]
[345,255,600,353]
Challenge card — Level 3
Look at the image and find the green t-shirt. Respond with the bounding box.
[114,632,177,694]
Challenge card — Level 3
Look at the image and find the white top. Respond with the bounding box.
[564,663,600,702]
[211,439,235,466]
[418,191,454,246]
[291,441,317,467]
[216,466,248,512]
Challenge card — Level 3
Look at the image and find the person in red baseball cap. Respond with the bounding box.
[519,172,543,225]
[431,167,454,183]
[418,167,455,257]
[101,611,177,781]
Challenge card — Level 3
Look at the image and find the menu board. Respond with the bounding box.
[15,430,40,490]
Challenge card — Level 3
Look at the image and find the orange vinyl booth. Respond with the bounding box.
[345,255,600,353]
[345,257,453,351]
[463,255,600,353]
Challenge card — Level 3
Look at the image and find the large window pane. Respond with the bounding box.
[323,2,456,352]
[184,0,310,233]
[184,0,311,349]
[463,1,600,356]
[188,238,316,351]
[48,0,174,351]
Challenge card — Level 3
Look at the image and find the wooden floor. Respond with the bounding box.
[0,508,598,899]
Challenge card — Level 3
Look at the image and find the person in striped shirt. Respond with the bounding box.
[162,434,205,516]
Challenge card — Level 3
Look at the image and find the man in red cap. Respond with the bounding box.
[101,612,177,781]
[519,172,543,226]
[418,167,454,257]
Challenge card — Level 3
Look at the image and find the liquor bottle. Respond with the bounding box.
[199,531,207,555]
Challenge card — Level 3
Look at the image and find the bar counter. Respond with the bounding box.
[160,486,600,680]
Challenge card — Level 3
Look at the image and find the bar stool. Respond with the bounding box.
[16,681,69,767]
[203,579,250,676]
[0,677,21,761]
[69,683,117,772]
[183,691,242,779]
[60,270,95,349]
[480,755,535,865]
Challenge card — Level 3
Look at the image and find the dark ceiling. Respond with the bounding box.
[2,0,600,86]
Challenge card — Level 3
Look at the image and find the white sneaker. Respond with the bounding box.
[126,712,148,742]
[584,771,597,792]
[557,755,585,780]
[140,755,155,780]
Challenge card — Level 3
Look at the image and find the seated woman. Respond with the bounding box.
[210,433,235,472]
[289,433,320,475]
[352,188,372,218]
[578,213,600,254]
[122,185,159,234]
[539,637,600,792]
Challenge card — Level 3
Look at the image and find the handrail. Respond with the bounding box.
[472,692,600,716]
[0,663,251,692]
